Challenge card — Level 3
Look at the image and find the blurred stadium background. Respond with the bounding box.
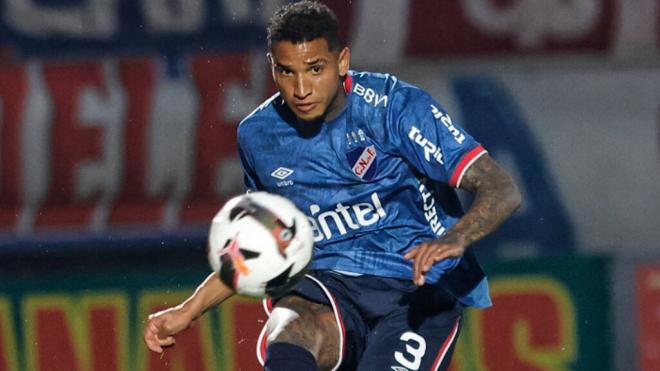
[0,0,659,370]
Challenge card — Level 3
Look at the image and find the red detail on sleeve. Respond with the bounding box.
[449,145,486,188]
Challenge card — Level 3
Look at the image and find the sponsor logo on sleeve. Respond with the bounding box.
[431,105,465,144]
[418,180,446,236]
[408,126,444,164]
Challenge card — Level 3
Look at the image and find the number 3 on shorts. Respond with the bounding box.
[394,331,427,370]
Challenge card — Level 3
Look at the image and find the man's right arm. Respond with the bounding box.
[144,272,235,353]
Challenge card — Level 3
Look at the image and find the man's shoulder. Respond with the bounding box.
[350,70,401,94]
[237,93,281,137]
[349,70,427,108]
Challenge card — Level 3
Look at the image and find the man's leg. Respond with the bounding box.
[356,298,463,371]
[265,295,340,371]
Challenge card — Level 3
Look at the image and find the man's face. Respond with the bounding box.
[269,38,349,122]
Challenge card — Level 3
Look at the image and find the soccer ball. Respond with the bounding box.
[207,192,313,298]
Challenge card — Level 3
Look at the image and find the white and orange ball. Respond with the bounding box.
[208,192,313,298]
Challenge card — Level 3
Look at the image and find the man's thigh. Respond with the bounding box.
[270,295,340,369]
[357,303,462,371]
[258,273,368,371]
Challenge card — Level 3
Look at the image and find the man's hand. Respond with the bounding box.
[404,235,466,286]
[144,305,195,353]
[405,154,521,286]
[143,272,235,354]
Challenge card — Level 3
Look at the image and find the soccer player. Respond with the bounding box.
[144,1,522,370]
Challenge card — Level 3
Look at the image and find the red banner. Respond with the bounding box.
[0,54,272,234]
[322,0,617,59]
[637,265,660,371]
[406,0,615,56]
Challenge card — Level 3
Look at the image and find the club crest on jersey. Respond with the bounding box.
[346,145,378,180]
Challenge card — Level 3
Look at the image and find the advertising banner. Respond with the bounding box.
[0,54,264,249]
[2,55,660,256]
[0,0,268,57]
[0,255,610,371]
[1,0,658,61]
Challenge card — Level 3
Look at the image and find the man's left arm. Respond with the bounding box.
[405,154,522,285]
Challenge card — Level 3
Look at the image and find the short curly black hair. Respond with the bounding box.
[267,1,342,51]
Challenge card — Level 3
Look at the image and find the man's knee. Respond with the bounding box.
[266,295,339,369]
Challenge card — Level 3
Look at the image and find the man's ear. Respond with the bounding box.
[266,52,277,81]
[338,47,350,77]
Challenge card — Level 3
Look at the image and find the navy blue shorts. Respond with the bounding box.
[257,271,463,371]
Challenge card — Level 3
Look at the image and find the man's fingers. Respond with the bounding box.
[422,248,445,272]
[158,336,176,347]
[144,328,176,353]
[149,323,167,339]
[144,330,164,353]
[408,240,466,286]
[417,244,438,273]
[145,316,179,354]
[403,247,418,260]
[147,343,164,353]
[412,244,427,282]
[432,249,454,264]
[407,243,456,285]
[412,244,432,286]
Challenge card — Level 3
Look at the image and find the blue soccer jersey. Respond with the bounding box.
[237,71,491,308]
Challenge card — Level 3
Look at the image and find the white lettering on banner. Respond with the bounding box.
[4,0,117,37]
[77,62,126,230]
[148,61,199,227]
[0,54,265,233]
[461,0,600,48]
[431,105,465,144]
[142,0,204,33]
[308,192,386,242]
[408,126,444,165]
[353,83,388,108]
[418,181,446,236]
[17,63,52,234]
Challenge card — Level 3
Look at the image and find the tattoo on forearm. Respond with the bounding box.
[448,155,521,247]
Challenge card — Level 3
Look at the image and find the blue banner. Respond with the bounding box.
[0,0,270,58]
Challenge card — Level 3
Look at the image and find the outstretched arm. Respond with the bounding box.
[405,154,522,285]
[144,272,235,353]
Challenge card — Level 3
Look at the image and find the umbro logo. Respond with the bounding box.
[271,167,294,180]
